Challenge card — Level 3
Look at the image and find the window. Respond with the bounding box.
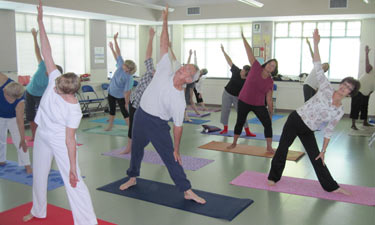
[274,21,361,80]
[106,22,137,78]
[183,23,252,78]
[15,13,86,75]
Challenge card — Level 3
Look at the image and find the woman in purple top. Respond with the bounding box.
[228,31,278,153]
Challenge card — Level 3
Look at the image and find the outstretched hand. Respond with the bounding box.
[220,44,224,52]
[69,169,79,188]
[109,41,113,49]
[189,49,193,55]
[114,32,118,40]
[19,140,28,153]
[365,45,370,54]
[313,29,320,45]
[173,150,182,166]
[162,4,169,21]
[315,151,325,166]
[31,28,38,36]
[37,0,43,22]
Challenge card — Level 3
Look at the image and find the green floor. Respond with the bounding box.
[1,109,375,225]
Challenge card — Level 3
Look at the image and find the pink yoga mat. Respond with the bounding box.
[7,136,82,147]
[230,171,375,206]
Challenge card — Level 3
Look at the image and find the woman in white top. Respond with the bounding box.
[24,1,97,224]
[268,29,360,195]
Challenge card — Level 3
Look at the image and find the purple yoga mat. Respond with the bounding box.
[230,171,375,206]
[187,112,211,118]
[102,148,214,171]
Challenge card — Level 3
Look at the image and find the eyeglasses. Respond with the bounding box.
[342,82,354,92]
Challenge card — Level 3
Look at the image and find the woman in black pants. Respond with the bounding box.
[268,29,360,195]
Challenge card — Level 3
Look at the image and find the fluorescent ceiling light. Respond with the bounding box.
[237,0,264,8]
[108,0,175,12]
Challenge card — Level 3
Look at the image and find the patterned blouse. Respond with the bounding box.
[296,61,344,139]
[130,58,154,109]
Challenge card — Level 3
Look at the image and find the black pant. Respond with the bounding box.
[234,100,272,137]
[193,88,203,103]
[303,84,317,102]
[128,101,137,139]
[350,92,369,121]
[107,94,129,118]
[268,111,339,192]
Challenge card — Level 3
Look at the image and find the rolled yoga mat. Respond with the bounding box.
[199,141,304,161]
[97,177,253,221]
[0,202,117,225]
[230,171,375,206]
[102,148,214,171]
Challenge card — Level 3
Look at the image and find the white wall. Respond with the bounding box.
[0,9,17,76]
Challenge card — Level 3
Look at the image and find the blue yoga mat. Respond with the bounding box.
[97,177,253,221]
[248,114,285,125]
[202,130,281,142]
[169,119,210,125]
[0,161,64,191]
[90,117,127,126]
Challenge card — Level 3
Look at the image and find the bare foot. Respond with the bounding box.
[25,165,32,174]
[351,125,358,130]
[333,187,351,196]
[266,147,275,154]
[119,147,131,154]
[184,189,206,204]
[104,126,113,131]
[23,213,34,222]
[227,143,236,149]
[119,177,136,190]
[0,161,6,166]
[267,180,276,186]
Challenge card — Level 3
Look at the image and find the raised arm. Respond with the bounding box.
[108,41,117,61]
[146,28,155,60]
[160,5,169,57]
[313,29,321,63]
[31,28,42,63]
[187,49,192,64]
[194,50,197,65]
[241,30,256,65]
[37,0,56,75]
[113,32,121,58]
[365,45,373,74]
[220,44,233,67]
[168,42,177,62]
[306,37,314,59]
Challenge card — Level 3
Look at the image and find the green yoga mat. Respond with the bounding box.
[82,125,128,137]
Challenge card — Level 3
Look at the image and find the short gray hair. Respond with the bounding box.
[4,82,25,99]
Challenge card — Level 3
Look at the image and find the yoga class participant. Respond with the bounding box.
[121,27,156,154]
[119,5,205,204]
[228,30,277,151]
[105,31,137,131]
[220,44,255,136]
[350,45,374,130]
[268,29,360,195]
[23,1,97,224]
[192,50,209,111]
[0,73,31,174]
[184,49,200,122]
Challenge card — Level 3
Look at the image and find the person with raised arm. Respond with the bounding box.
[268,29,360,196]
[119,5,205,204]
[120,27,156,154]
[219,44,255,136]
[105,32,137,132]
[184,49,200,122]
[227,30,277,152]
[23,1,97,224]
[350,45,374,130]
[303,37,330,102]
[192,50,209,111]
[0,72,31,174]
[25,28,63,141]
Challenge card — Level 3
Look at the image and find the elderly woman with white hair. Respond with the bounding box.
[0,72,31,174]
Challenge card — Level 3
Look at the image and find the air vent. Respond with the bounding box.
[329,0,347,8]
[187,7,200,15]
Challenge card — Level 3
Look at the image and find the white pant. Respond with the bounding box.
[0,117,30,166]
[31,129,97,225]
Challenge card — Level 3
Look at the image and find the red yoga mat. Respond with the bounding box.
[230,171,375,206]
[0,202,116,225]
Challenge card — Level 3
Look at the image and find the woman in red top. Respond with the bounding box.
[228,31,278,153]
